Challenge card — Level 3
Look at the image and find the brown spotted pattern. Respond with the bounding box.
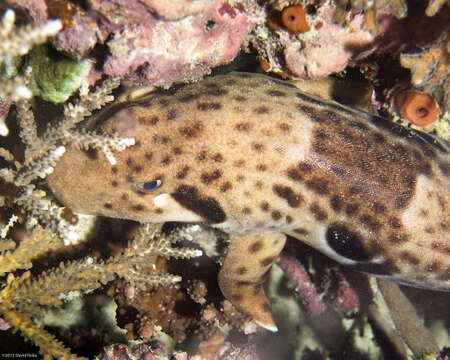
[48,72,449,300]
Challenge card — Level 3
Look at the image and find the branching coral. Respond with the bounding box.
[0,9,62,136]
[0,223,201,359]
[0,8,136,243]
[0,75,134,242]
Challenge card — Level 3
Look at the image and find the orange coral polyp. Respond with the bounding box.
[281,5,310,34]
[396,91,440,126]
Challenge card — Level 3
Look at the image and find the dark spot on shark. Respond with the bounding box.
[220,182,232,192]
[131,204,145,211]
[254,106,270,114]
[235,122,251,131]
[310,203,328,221]
[273,184,302,207]
[266,90,286,97]
[172,185,226,224]
[271,211,282,220]
[260,256,276,267]
[176,166,190,179]
[249,240,263,253]
[330,195,343,211]
[205,88,228,96]
[200,170,222,184]
[197,102,222,111]
[85,148,98,160]
[179,93,200,103]
[233,95,247,102]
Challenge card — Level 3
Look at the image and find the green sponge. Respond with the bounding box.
[28,45,91,103]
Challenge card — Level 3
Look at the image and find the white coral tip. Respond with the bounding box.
[0,120,9,136]
[106,154,117,165]
[3,9,14,24]
[45,19,63,35]
[193,249,203,257]
[14,85,32,99]
[124,138,135,146]
[54,145,66,157]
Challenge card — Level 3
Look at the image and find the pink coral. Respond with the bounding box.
[98,343,168,360]
[0,317,10,330]
[283,6,373,79]
[333,278,360,315]
[99,0,263,86]
[276,254,325,315]
[52,13,99,59]
[94,0,213,21]
[4,0,47,22]
[6,0,264,87]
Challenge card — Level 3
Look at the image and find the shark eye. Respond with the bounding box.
[137,179,162,191]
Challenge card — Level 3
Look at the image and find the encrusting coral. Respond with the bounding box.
[252,0,375,79]
[400,31,449,114]
[381,30,450,138]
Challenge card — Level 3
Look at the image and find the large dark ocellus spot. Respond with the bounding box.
[172,185,226,224]
[326,224,372,261]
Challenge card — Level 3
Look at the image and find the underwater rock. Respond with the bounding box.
[98,0,264,86]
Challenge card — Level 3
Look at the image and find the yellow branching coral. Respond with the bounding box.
[0,225,61,276]
[2,309,77,360]
[425,0,450,16]
[0,223,202,359]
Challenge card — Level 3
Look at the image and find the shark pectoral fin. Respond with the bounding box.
[218,232,286,332]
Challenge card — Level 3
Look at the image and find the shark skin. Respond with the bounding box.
[47,72,449,331]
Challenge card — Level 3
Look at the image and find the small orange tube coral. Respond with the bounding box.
[267,4,310,35]
[281,5,310,34]
[395,91,440,126]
